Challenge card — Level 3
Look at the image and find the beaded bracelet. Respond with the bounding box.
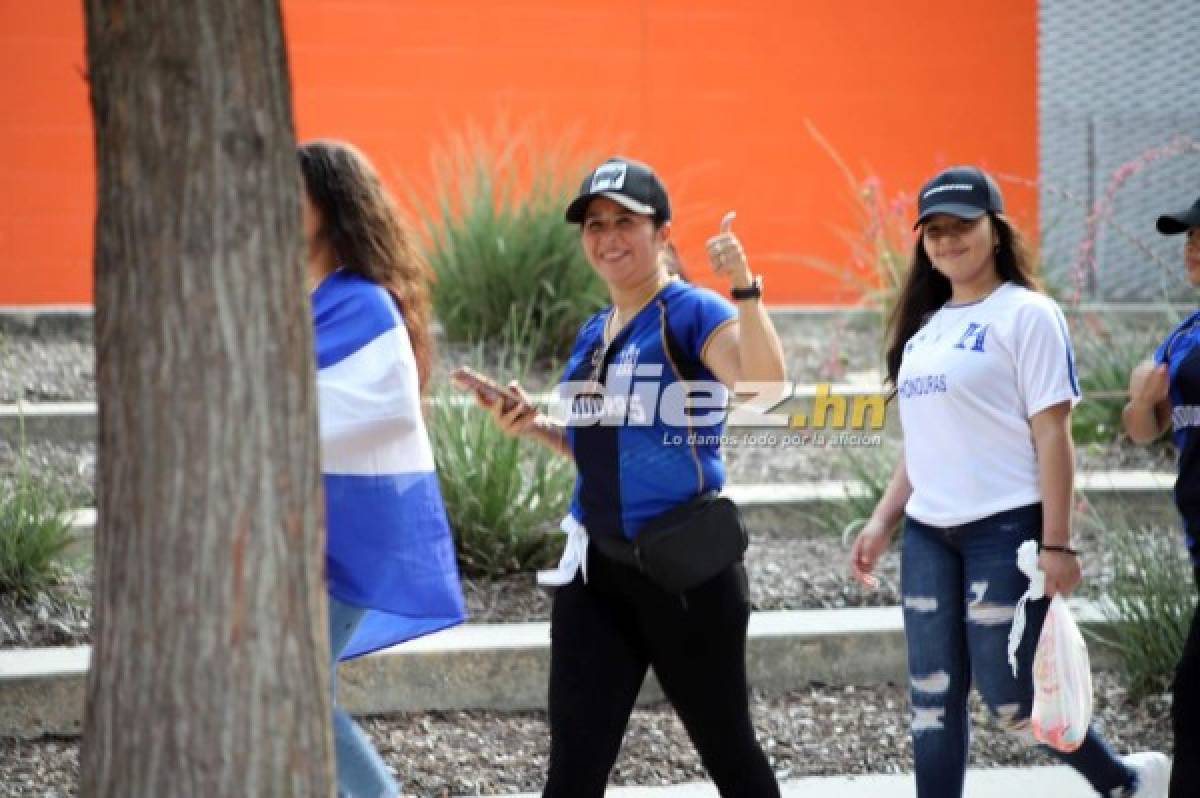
[1041,544,1080,556]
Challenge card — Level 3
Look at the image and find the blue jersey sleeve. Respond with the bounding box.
[667,283,737,366]
[1157,311,1200,365]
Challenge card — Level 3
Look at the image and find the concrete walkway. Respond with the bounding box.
[503,765,1112,797]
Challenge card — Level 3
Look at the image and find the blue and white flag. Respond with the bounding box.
[313,270,466,660]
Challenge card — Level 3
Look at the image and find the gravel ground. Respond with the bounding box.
[3,307,1183,406]
[0,312,1183,794]
[0,671,1171,797]
[0,425,1175,519]
[0,315,1176,491]
[0,439,95,508]
[0,535,903,650]
[0,571,92,651]
[6,515,1187,648]
[0,314,884,406]
[0,336,95,404]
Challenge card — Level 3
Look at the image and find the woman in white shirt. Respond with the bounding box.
[848,166,1168,798]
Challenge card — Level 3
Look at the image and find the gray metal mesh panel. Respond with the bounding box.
[1039,0,1200,301]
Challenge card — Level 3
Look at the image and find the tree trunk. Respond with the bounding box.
[81,2,334,796]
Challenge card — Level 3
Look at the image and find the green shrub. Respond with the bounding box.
[813,443,900,541]
[416,131,607,361]
[800,123,914,323]
[1089,518,1196,698]
[430,324,572,578]
[1070,315,1167,444]
[0,459,75,600]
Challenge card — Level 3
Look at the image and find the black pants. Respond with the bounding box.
[1172,568,1200,797]
[542,546,780,798]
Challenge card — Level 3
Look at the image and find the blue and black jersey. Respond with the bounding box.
[1156,309,1200,565]
[559,279,736,541]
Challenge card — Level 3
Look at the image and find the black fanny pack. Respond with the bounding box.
[590,493,748,593]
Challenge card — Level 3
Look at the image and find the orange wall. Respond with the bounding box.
[0,0,1036,306]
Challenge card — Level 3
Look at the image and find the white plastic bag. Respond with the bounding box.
[1030,595,1094,752]
[1009,540,1093,752]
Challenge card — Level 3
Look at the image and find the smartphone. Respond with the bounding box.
[450,366,528,413]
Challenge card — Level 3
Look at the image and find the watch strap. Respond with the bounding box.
[731,275,762,301]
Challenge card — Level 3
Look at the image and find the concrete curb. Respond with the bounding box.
[0,603,1118,739]
[1,391,896,444]
[58,471,1178,560]
[0,306,92,339]
[0,402,96,444]
[731,471,1178,532]
[505,765,1126,797]
[0,381,1160,446]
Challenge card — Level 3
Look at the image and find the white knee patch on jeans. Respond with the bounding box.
[911,670,950,694]
[911,706,946,732]
[967,581,1016,625]
[904,596,938,612]
[968,601,1017,625]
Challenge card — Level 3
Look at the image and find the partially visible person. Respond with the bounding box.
[299,140,467,798]
[850,165,1170,798]
[467,157,786,797]
[1122,193,1200,798]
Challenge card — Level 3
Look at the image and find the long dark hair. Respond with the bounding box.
[298,140,434,390]
[884,212,1039,387]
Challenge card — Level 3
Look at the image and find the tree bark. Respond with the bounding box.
[81,2,333,796]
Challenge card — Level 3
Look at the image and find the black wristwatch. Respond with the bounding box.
[731,275,763,301]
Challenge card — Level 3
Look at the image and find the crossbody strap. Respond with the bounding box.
[657,297,708,382]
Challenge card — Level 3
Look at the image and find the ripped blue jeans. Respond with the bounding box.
[901,504,1135,798]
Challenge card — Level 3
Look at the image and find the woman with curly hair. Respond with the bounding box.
[299,140,466,797]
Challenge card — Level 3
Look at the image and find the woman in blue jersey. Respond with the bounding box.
[300,140,467,798]
[849,166,1168,798]
[474,157,786,797]
[1122,194,1200,798]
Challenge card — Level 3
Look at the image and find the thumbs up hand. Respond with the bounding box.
[705,211,752,286]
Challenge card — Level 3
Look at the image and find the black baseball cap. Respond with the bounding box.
[565,157,671,224]
[914,166,1005,229]
[1156,196,1200,235]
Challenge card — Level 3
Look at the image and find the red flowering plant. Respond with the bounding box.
[802,123,917,325]
[1069,135,1200,304]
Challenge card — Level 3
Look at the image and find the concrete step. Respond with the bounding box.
[0,602,1119,739]
[0,401,96,444]
[3,302,1189,329]
[0,305,92,338]
[55,471,1178,560]
[1,390,899,444]
[505,765,1125,797]
[0,378,1153,446]
[729,472,1178,532]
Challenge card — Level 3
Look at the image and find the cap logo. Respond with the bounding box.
[590,162,627,192]
[923,183,975,199]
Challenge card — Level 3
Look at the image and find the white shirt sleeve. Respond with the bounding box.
[1013,297,1081,418]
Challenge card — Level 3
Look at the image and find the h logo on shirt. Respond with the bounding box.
[613,344,640,376]
[953,323,989,352]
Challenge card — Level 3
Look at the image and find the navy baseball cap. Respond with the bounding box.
[1157,196,1200,235]
[914,166,1005,229]
[565,157,671,225]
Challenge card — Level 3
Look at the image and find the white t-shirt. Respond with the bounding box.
[897,282,1080,526]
